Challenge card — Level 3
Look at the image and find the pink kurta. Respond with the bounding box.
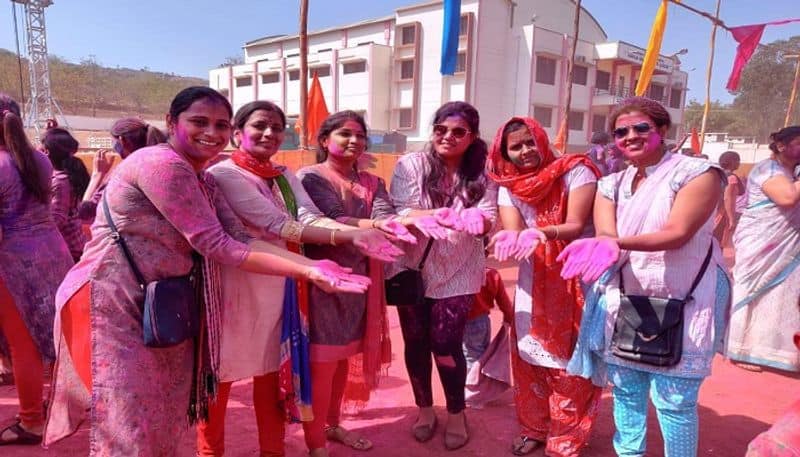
[44,144,252,457]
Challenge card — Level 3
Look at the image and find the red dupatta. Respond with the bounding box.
[487,117,600,360]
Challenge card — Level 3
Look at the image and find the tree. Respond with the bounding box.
[221,55,243,67]
[683,100,738,132]
[730,35,800,141]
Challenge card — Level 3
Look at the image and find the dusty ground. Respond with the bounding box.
[2,260,798,456]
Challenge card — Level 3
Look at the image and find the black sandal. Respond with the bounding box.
[511,435,543,455]
[0,420,43,446]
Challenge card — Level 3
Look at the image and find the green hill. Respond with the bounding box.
[0,48,206,117]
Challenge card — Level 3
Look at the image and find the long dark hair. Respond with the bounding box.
[110,117,166,152]
[423,101,488,208]
[169,86,232,123]
[315,110,368,164]
[43,127,90,202]
[0,93,49,203]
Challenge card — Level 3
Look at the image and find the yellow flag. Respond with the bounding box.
[635,0,678,96]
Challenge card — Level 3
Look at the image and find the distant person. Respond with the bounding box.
[586,132,610,175]
[78,117,166,221]
[713,151,746,249]
[43,128,90,261]
[604,144,627,174]
[726,126,800,373]
[0,94,73,446]
[463,265,513,375]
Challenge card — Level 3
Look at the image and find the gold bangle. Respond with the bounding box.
[330,229,337,246]
[280,221,304,243]
[371,219,378,229]
[550,225,560,240]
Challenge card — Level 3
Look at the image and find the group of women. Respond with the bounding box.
[0,85,798,457]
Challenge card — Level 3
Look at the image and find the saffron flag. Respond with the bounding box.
[551,118,568,155]
[294,71,330,146]
[635,0,678,97]
[440,0,461,75]
[690,127,701,155]
[726,19,800,91]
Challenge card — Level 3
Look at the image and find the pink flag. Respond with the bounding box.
[726,19,800,92]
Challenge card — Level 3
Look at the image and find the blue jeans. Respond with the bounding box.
[462,314,490,373]
[608,364,703,457]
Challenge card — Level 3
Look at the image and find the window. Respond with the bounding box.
[573,65,588,86]
[400,60,414,80]
[401,25,415,45]
[455,52,467,74]
[595,70,610,91]
[568,111,584,131]
[592,114,607,134]
[533,106,552,128]
[311,66,330,78]
[459,15,469,36]
[669,87,682,109]
[343,61,366,74]
[535,56,556,85]
[288,70,300,81]
[235,76,252,87]
[261,73,279,84]
[398,108,413,129]
[649,84,665,103]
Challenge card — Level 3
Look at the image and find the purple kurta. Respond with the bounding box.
[44,144,253,457]
[0,148,73,361]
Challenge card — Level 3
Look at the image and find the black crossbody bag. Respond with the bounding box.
[610,244,713,367]
[102,195,201,348]
[384,238,434,307]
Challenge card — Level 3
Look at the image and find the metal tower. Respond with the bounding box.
[11,0,64,135]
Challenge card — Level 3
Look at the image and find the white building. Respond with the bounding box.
[209,0,689,151]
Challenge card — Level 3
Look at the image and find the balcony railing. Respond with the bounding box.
[594,85,669,105]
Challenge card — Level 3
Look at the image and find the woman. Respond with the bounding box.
[297,110,435,456]
[713,150,746,249]
[199,102,404,457]
[43,87,371,456]
[0,94,74,445]
[726,126,800,373]
[43,127,90,260]
[79,117,167,221]
[389,101,497,450]
[487,117,601,456]
[559,97,727,457]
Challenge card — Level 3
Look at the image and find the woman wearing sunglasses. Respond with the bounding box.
[486,117,602,456]
[388,101,497,450]
[559,97,728,457]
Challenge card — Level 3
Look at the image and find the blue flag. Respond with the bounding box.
[440,0,461,75]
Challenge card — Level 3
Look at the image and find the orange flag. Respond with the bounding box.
[690,127,701,155]
[635,0,680,97]
[551,118,568,155]
[294,71,330,146]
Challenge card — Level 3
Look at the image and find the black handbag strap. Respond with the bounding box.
[417,238,434,270]
[619,243,713,301]
[102,194,147,289]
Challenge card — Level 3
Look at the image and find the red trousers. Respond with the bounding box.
[511,346,601,457]
[302,359,349,451]
[0,279,45,428]
[196,373,286,457]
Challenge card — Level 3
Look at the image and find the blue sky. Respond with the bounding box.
[0,0,797,103]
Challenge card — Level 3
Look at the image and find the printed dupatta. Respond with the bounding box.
[274,175,315,423]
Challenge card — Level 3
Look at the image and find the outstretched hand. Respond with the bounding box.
[460,208,488,236]
[514,228,547,261]
[557,237,620,283]
[375,219,418,244]
[433,207,464,231]
[306,259,371,294]
[488,230,519,262]
[411,215,449,240]
[352,229,405,262]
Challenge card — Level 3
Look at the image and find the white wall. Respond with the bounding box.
[473,0,512,137]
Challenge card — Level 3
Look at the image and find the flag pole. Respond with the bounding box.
[698,0,722,152]
[299,0,309,150]
[784,55,800,127]
[561,0,582,152]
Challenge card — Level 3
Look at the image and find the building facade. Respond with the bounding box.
[209,0,688,151]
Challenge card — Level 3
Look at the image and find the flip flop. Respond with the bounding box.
[0,420,43,446]
[325,425,373,451]
[511,435,543,456]
[444,416,469,451]
[412,416,438,443]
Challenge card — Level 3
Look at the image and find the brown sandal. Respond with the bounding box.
[325,425,373,451]
[511,435,543,455]
[0,420,43,446]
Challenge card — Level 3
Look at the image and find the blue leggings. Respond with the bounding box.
[608,364,703,457]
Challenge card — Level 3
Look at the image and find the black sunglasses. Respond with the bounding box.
[613,122,653,139]
[432,124,471,139]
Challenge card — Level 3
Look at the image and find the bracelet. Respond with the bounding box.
[371,219,378,229]
[280,221,304,243]
[330,229,337,246]
[550,225,560,240]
